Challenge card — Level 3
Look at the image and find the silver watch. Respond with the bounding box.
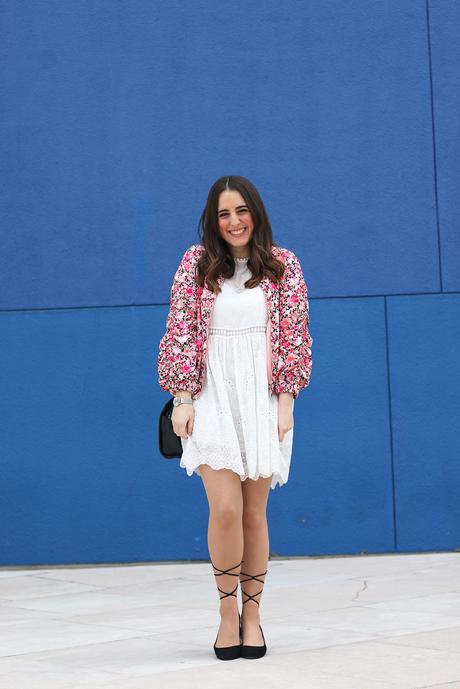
[173,396,193,407]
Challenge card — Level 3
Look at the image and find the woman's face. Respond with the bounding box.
[217,189,254,256]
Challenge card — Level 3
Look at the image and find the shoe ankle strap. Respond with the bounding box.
[211,558,244,601]
[210,558,243,577]
[240,568,268,607]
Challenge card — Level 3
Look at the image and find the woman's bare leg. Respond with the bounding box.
[199,464,244,648]
[240,475,272,645]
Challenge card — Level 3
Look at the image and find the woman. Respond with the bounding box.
[158,175,313,660]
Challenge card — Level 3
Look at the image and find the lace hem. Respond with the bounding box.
[179,442,287,489]
[179,425,291,490]
[179,458,286,490]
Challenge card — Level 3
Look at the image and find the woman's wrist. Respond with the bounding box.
[278,391,294,406]
[174,390,192,399]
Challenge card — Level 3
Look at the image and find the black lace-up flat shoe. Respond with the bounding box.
[240,566,268,659]
[211,558,243,660]
[241,622,266,659]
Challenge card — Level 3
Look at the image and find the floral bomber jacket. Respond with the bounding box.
[157,243,313,400]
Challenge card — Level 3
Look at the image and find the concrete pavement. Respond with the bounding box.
[1,552,460,688]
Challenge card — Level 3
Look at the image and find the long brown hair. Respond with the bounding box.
[195,175,285,293]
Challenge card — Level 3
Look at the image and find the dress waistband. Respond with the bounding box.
[208,325,267,337]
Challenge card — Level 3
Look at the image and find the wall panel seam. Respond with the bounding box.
[426,0,443,292]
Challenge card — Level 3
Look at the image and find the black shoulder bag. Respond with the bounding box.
[159,397,183,459]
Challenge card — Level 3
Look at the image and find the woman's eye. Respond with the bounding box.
[219,209,248,218]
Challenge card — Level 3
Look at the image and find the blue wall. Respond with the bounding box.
[1,1,459,565]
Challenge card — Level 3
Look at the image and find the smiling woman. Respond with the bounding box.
[157,174,313,660]
[217,192,254,253]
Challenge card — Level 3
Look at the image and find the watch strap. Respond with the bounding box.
[173,396,193,406]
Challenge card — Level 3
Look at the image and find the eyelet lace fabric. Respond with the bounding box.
[180,257,294,490]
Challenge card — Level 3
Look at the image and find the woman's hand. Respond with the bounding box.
[172,404,195,438]
[278,393,294,443]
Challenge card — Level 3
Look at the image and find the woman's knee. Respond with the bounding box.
[211,502,242,529]
[200,466,243,526]
[242,506,267,531]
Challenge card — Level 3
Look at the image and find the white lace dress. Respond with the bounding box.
[180,256,294,490]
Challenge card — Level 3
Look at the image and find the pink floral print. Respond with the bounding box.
[158,244,313,399]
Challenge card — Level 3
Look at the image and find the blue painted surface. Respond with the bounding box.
[269,298,395,556]
[0,0,441,309]
[1,1,459,564]
[388,294,460,551]
[0,307,211,564]
[428,0,460,292]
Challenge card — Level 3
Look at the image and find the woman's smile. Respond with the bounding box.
[228,226,247,236]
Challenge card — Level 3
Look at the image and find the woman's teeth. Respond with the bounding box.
[229,227,246,236]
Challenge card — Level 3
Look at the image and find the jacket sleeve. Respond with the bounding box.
[157,246,200,397]
[274,251,313,398]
